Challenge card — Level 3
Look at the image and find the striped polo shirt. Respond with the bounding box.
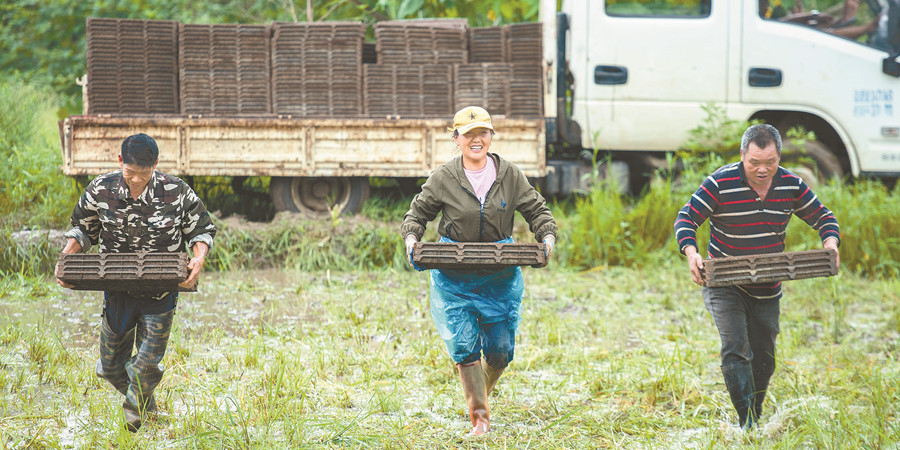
[674,162,840,300]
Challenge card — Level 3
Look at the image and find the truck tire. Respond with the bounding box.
[270,177,370,217]
[780,140,844,186]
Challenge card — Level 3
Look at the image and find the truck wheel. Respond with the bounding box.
[270,177,370,217]
[780,140,844,187]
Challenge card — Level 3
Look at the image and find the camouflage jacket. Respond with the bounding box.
[65,170,216,253]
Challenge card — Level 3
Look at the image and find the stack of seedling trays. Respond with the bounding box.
[85,17,179,115]
[373,21,468,65]
[364,64,454,117]
[412,242,547,270]
[507,23,543,117]
[468,26,508,63]
[453,63,511,116]
[271,22,365,116]
[362,42,377,64]
[57,252,196,292]
[179,24,270,115]
[701,249,838,287]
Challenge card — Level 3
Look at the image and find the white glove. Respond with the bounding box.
[543,235,556,259]
[405,234,418,265]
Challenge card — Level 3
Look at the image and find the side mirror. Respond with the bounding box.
[884,56,900,77]
[882,1,900,75]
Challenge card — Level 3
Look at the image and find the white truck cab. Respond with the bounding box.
[545,0,900,179]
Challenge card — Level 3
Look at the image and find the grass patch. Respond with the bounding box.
[0,265,897,447]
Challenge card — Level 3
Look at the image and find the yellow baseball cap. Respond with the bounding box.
[452,106,494,135]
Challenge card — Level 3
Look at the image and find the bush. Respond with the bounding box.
[0,79,79,229]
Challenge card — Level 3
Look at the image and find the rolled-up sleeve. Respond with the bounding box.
[180,184,216,250]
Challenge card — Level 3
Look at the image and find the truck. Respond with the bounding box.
[60,0,900,217]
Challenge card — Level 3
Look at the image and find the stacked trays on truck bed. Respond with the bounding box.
[507,23,543,117]
[367,20,467,118]
[179,24,270,115]
[454,23,542,117]
[453,63,511,116]
[272,22,365,117]
[468,26,508,63]
[373,20,468,64]
[364,65,454,117]
[86,18,179,115]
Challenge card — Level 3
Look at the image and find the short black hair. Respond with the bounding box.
[741,124,782,155]
[121,133,159,167]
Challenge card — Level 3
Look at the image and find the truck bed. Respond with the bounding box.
[59,115,546,178]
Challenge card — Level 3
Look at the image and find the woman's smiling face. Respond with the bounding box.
[455,127,493,170]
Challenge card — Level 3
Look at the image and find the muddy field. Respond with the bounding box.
[1,265,898,448]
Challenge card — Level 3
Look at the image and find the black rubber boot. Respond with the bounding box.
[123,310,174,432]
[722,361,756,430]
[752,362,774,422]
[95,317,136,395]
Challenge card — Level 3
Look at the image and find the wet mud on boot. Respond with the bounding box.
[722,361,756,430]
[752,361,774,424]
[458,360,490,436]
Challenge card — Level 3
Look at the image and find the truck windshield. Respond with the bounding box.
[606,0,712,18]
[760,0,895,52]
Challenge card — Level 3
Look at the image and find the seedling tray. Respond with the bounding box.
[412,242,547,270]
[58,252,195,292]
[701,249,837,287]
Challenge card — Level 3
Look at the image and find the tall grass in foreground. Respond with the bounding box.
[0,78,79,229]
[206,215,409,272]
[553,154,719,270]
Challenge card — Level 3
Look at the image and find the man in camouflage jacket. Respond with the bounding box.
[55,133,216,432]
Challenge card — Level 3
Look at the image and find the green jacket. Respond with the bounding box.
[401,153,557,243]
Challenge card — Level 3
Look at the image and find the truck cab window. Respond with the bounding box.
[606,0,712,18]
[760,0,894,51]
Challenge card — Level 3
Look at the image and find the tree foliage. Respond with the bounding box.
[0,0,539,116]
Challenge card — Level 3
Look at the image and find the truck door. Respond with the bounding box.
[571,0,728,151]
[742,1,900,176]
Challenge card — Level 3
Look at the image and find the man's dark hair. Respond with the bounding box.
[121,133,159,167]
[740,124,782,155]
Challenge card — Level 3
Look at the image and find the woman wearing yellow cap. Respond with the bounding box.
[400,106,558,435]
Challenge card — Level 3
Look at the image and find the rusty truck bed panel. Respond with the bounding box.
[60,115,545,177]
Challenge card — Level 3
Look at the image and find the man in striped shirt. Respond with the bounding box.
[674,124,840,430]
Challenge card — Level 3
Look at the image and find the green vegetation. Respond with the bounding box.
[0,79,79,229]
[1,264,897,447]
